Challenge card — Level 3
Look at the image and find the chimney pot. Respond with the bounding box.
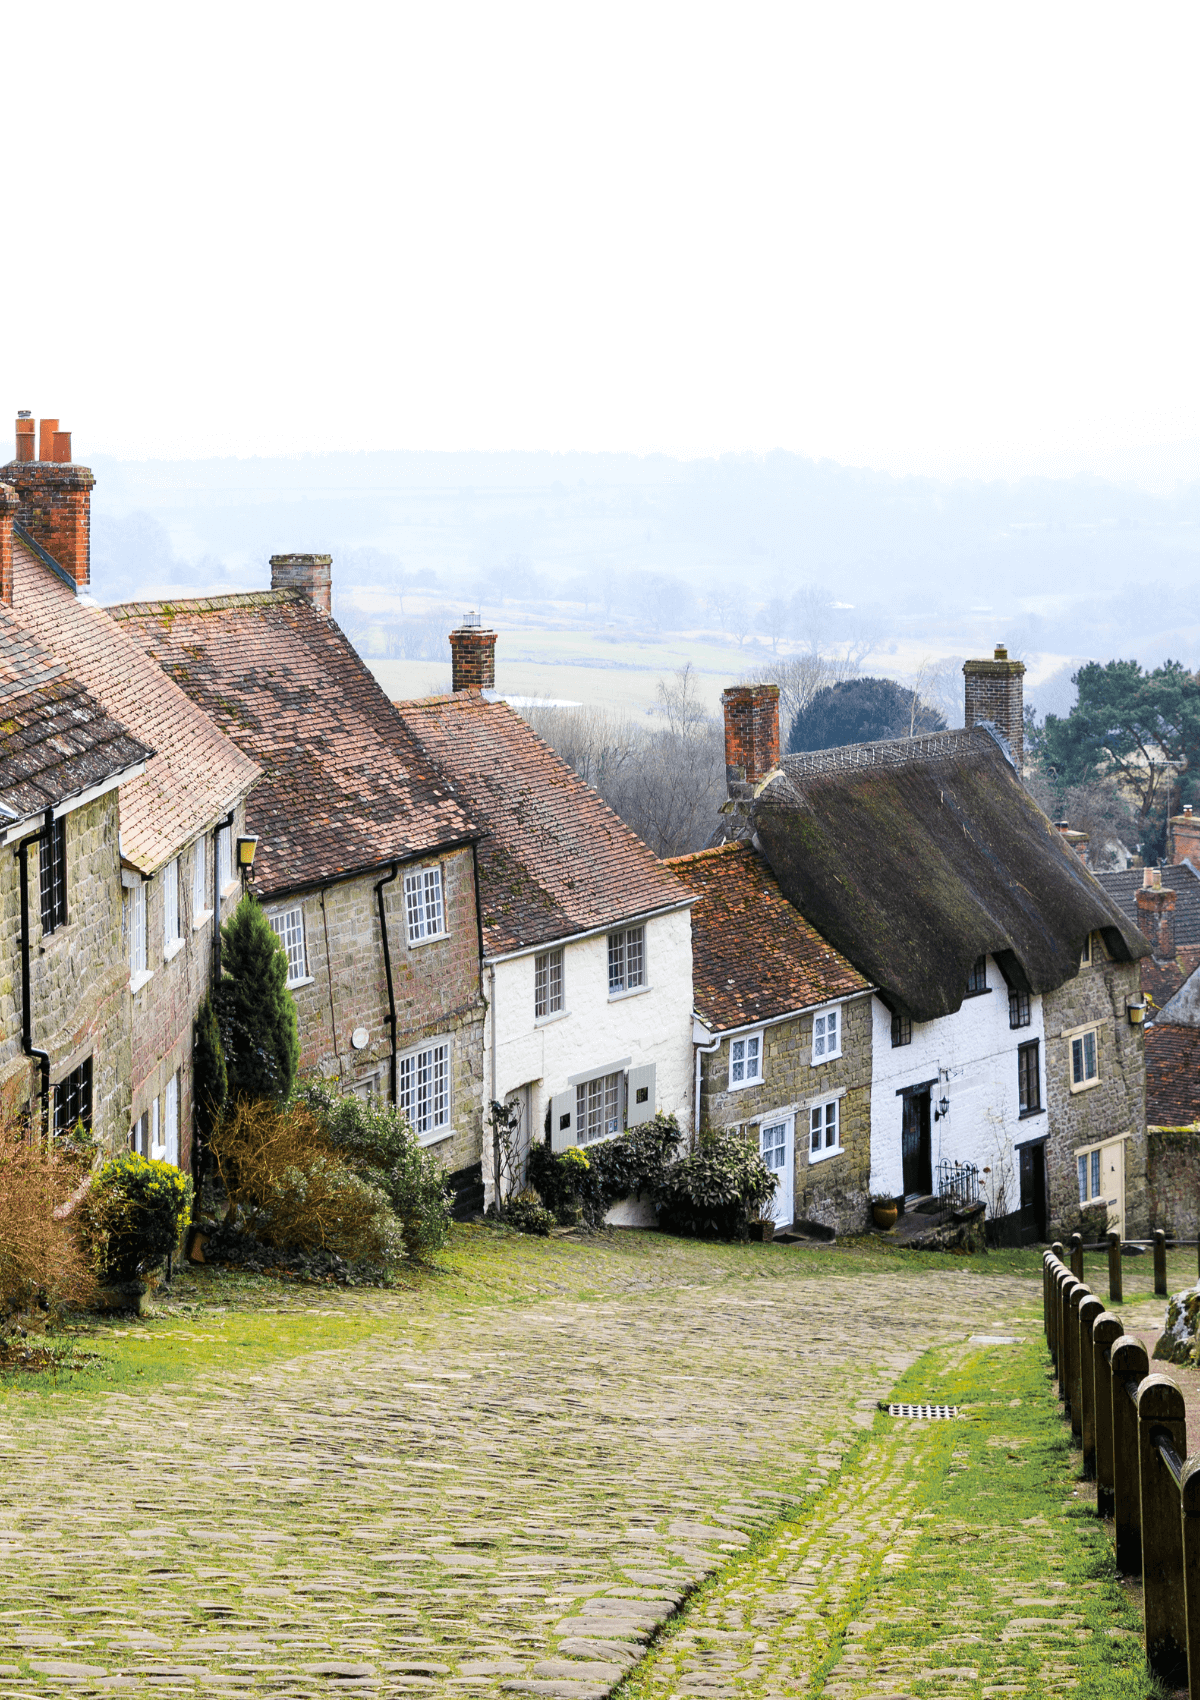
[51,431,71,464]
[994,644,1008,659]
[14,414,34,463]
[963,647,1026,770]
[38,419,59,462]
[0,423,94,589]
[269,553,332,613]
[449,619,497,692]
[721,684,780,794]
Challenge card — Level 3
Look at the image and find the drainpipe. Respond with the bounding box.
[488,961,500,1211]
[693,1024,721,1148]
[15,815,52,1134]
[374,862,400,1104]
[213,809,235,982]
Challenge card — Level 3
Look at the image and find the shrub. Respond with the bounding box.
[87,1154,193,1282]
[0,1093,97,1322]
[500,1192,556,1236]
[193,991,227,1175]
[654,1128,776,1240]
[295,1082,453,1260]
[527,1114,683,1226]
[216,896,299,1103]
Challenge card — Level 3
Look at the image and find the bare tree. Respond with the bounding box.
[757,597,790,654]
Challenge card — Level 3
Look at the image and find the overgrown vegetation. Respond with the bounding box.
[527,1114,683,1226]
[0,1093,97,1326]
[655,1127,777,1239]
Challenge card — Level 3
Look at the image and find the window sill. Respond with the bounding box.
[963,988,992,999]
[535,1007,570,1027]
[728,1074,764,1092]
[193,908,213,931]
[408,930,450,949]
[608,984,649,1002]
[808,1143,844,1165]
[220,878,240,897]
[1019,1105,1046,1120]
[417,1126,454,1149]
[287,974,315,990]
[1070,1078,1102,1094]
[130,969,154,994]
[163,937,185,964]
[811,1050,843,1066]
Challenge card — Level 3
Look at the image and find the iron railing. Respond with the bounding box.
[935,1159,980,1214]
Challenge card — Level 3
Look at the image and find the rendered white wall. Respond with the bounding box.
[868,957,1047,1214]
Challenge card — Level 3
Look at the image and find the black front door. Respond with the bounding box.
[901,1089,932,1197]
[1019,1142,1047,1245]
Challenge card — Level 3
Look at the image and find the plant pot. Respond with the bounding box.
[748,1219,775,1243]
[872,1202,899,1230]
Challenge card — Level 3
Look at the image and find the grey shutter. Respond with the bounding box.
[626,1063,656,1128]
[550,1089,576,1152]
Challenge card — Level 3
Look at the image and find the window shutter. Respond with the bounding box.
[626,1063,656,1127]
[550,1090,576,1153]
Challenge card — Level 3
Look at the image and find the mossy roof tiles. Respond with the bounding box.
[749,726,1149,1023]
[393,692,690,955]
[666,842,870,1030]
[111,591,476,896]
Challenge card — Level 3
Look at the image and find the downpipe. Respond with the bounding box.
[15,818,52,1134]
[374,862,400,1105]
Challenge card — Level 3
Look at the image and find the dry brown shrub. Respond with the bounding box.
[210,1098,402,1263]
[0,1085,98,1323]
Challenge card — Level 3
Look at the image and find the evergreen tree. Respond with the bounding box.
[192,991,227,1180]
[788,676,946,754]
[216,896,300,1103]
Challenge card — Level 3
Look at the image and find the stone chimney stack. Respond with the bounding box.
[964,645,1026,770]
[1,414,94,589]
[0,484,17,605]
[449,613,497,692]
[1137,866,1177,960]
[270,553,332,613]
[721,684,780,795]
[1169,804,1200,868]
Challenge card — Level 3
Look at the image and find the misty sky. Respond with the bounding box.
[5,4,1199,486]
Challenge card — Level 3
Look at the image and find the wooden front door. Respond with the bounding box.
[1018,1142,1047,1245]
[902,1089,932,1197]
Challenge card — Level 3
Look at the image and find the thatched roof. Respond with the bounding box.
[749,727,1148,1023]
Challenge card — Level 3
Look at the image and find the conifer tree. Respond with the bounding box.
[192,991,227,1179]
[216,896,300,1103]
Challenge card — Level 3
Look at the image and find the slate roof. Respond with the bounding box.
[1097,864,1200,952]
[743,726,1148,1024]
[0,602,150,827]
[10,540,259,873]
[666,843,870,1031]
[1145,1021,1200,1126]
[392,692,691,956]
[111,591,477,896]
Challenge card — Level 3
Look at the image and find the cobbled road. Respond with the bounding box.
[0,1238,1033,1700]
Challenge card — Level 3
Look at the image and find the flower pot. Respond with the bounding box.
[749,1219,776,1243]
[872,1201,898,1230]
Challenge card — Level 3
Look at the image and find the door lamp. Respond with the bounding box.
[934,1094,950,1122]
[1126,998,1147,1026]
[236,835,259,876]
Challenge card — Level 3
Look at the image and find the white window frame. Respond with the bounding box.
[149,1095,164,1160]
[1080,932,1092,966]
[812,1007,841,1064]
[163,858,183,960]
[728,1030,763,1089]
[404,866,447,945]
[535,947,565,1020]
[398,1037,451,1144]
[192,834,211,928]
[164,1073,180,1166]
[808,1097,842,1163]
[607,925,646,998]
[216,824,235,894]
[127,877,151,992]
[575,1069,624,1145]
[268,903,312,988]
[1066,1022,1101,1093]
[1075,1131,1129,1206]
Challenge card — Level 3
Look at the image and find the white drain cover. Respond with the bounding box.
[886,1403,960,1420]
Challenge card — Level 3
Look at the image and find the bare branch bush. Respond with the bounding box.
[0,1087,97,1328]
[1025,765,1138,868]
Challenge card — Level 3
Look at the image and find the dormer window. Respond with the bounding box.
[1081,933,1092,966]
[965,956,988,996]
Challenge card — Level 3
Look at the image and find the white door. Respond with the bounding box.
[760,1118,794,1228]
[1101,1138,1126,1238]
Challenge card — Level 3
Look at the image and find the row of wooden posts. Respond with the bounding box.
[1044,1241,1200,1691]
[1070,1226,1200,1304]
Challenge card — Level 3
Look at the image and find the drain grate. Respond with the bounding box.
[884,1402,960,1420]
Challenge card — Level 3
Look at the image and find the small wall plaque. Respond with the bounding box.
[351,1027,370,1051]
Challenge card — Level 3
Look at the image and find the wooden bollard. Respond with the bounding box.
[1178,1456,1200,1700]
[1058,1269,1077,1408]
[1108,1230,1123,1305]
[1092,1312,1124,1518]
[1043,1251,1055,1356]
[1138,1375,1188,1686]
[1070,1231,1084,1282]
[1069,1280,1087,1438]
[1079,1294,1105,1479]
[1111,1334,1150,1573]
[1155,1228,1168,1297]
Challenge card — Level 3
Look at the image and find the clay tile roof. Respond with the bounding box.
[666,842,871,1030]
[8,541,259,874]
[747,726,1149,1023]
[1096,863,1200,952]
[0,603,150,823]
[110,592,476,896]
[1145,1019,1200,1127]
[392,692,691,955]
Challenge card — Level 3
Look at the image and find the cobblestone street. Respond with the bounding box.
[0,1234,1137,1699]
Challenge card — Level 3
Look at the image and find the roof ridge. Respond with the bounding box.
[664,843,745,867]
[782,725,991,778]
[107,589,300,618]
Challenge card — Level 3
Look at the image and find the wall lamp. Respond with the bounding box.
[934,1094,950,1121]
[236,835,259,873]
[1127,998,1147,1026]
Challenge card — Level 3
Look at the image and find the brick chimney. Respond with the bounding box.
[1169,804,1200,867]
[270,553,332,613]
[1055,820,1090,863]
[0,415,95,589]
[0,484,17,605]
[449,613,497,692]
[1137,866,1176,960]
[722,684,780,794]
[964,644,1026,770]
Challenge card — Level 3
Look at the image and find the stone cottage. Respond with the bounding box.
[1,415,260,1172]
[667,839,873,1234]
[713,656,1150,1243]
[112,558,488,1190]
[393,621,695,1212]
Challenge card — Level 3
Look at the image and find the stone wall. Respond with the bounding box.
[1146,1128,1200,1236]
[700,992,873,1234]
[1042,948,1148,1238]
[0,794,132,1152]
[280,845,485,1175]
